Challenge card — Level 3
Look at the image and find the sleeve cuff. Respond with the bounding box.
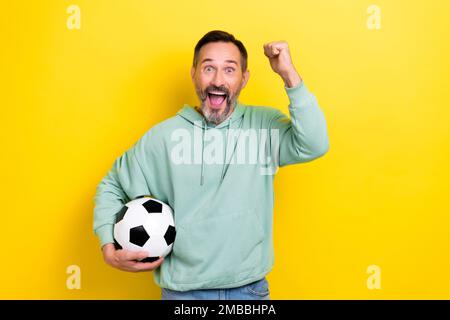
[284,80,313,109]
[95,224,115,247]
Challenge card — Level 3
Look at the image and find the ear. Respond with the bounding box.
[241,69,250,89]
[190,66,195,81]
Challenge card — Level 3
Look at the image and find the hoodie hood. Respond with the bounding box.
[176,101,246,186]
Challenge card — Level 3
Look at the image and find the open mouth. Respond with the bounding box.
[207,91,227,108]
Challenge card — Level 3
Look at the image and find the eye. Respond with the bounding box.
[204,66,214,72]
[225,67,235,73]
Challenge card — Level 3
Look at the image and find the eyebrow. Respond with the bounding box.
[200,58,238,66]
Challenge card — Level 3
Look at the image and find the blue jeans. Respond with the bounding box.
[161,277,270,300]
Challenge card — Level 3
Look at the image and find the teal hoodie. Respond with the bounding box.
[93,81,329,291]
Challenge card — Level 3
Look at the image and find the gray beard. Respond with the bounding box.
[197,89,241,126]
[202,100,233,125]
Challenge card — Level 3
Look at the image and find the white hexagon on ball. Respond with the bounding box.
[113,195,176,263]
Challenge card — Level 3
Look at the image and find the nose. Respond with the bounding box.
[211,70,225,87]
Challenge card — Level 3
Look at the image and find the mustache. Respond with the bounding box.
[200,85,230,101]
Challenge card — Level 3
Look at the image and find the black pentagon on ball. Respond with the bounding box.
[129,225,150,247]
[142,199,163,214]
[115,205,128,223]
[113,238,122,250]
[141,256,160,263]
[164,225,176,246]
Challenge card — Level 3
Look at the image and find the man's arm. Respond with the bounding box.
[263,41,330,167]
[93,130,164,272]
[93,141,150,246]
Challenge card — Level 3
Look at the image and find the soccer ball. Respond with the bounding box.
[113,195,176,263]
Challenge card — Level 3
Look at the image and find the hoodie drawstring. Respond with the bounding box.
[200,117,231,186]
[200,120,206,186]
[220,119,230,182]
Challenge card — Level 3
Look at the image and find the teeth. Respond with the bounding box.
[208,92,226,95]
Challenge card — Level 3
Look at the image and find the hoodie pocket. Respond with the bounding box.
[170,207,265,284]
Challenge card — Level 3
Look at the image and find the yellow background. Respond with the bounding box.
[1,0,449,299]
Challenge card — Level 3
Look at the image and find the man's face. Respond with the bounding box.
[191,41,250,125]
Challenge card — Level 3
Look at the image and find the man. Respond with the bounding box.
[93,30,329,300]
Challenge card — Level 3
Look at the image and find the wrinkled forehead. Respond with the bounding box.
[198,42,241,66]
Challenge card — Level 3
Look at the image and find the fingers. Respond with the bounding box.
[118,256,164,272]
[265,45,281,58]
[112,249,164,272]
[117,249,148,262]
[119,259,144,271]
[263,43,277,58]
[134,257,165,272]
[263,41,288,58]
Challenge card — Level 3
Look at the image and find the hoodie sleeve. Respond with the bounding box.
[93,131,154,247]
[269,81,329,167]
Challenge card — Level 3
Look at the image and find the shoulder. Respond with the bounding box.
[136,114,180,149]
